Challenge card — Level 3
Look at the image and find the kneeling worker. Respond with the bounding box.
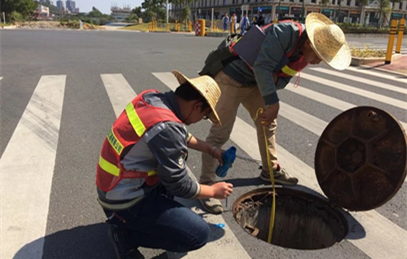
[96,71,233,259]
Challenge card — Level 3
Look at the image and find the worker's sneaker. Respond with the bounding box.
[166,251,188,259]
[260,164,298,185]
[108,225,145,259]
[200,198,223,214]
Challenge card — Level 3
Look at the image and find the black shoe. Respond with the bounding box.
[108,225,145,259]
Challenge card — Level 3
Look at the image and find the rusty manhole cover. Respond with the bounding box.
[315,106,407,211]
[233,107,407,250]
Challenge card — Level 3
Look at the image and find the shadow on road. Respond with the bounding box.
[15,220,225,259]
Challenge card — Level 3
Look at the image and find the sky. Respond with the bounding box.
[73,0,143,14]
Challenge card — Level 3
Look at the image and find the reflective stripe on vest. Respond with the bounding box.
[107,128,124,155]
[99,155,157,178]
[281,65,298,77]
[126,101,146,137]
[99,155,120,176]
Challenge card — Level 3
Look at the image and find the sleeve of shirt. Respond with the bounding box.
[147,122,200,199]
[253,23,298,105]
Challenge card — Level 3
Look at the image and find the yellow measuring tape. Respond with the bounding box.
[254,108,276,243]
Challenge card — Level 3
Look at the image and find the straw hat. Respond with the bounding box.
[305,13,351,70]
[172,71,221,126]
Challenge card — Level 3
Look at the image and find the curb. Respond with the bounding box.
[358,65,407,77]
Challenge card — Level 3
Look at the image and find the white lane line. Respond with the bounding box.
[300,73,407,110]
[0,75,66,259]
[309,67,407,95]
[345,66,407,83]
[101,74,136,116]
[0,77,3,80]
[285,84,407,131]
[153,71,407,259]
[152,72,252,259]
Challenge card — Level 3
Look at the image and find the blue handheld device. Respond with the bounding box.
[215,146,236,177]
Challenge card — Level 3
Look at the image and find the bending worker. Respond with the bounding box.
[96,71,233,259]
[199,12,351,214]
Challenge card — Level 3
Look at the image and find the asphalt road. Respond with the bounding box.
[0,29,406,259]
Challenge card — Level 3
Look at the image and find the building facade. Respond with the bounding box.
[65,0,76,13]
[110,5,132,21]
[56,0,65,11]
[171,0,407,26]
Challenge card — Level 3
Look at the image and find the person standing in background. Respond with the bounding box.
[240,12,249,35]
[230,12,237,34]
[222,13,229,31]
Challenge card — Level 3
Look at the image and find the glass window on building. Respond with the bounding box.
[347,0,351,5]
[332,0,335,4]
[399,2,402,9]
[311,0,316,3]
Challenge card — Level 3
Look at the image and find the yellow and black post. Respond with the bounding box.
[396,18,405,54]
[385,19,398,64]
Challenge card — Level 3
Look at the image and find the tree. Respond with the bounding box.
[336,0,343,22]
[88,7,103,17]
[355,0,369,25]
[141,0,166,21]
[180,5,190,24]
[376,0,391,27]
[1,0,37,19]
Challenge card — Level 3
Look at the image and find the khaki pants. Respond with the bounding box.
[200,71,278,185]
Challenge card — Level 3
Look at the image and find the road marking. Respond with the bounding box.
[101,74,136,116]
[153,71,407,259]
[300,73,407,110]
[344,66,407,83]
[0,77,3,80]
[285,84,407,131]
[0,75,66,259]
[310,67,407,94]
[153,72,251,259]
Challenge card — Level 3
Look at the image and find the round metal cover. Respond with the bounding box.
[315,106,407,211]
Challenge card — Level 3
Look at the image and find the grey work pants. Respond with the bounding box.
[200,71,278,185]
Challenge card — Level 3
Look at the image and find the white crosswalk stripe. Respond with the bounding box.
[300,73,407,110]
[0,75,66,259]
[285,84,407,132]
[310,67,407,94]
[153,71,407,259]
[1,67,406,259]
[345,66,407,83]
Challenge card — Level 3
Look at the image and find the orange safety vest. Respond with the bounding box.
[96,90,182,192]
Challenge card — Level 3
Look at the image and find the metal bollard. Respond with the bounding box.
[395,18,405,54]
[385,19,398,64]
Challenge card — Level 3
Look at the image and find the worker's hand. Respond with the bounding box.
[210,147,224,166]
[259,102,279,126]
[211,182,233,199]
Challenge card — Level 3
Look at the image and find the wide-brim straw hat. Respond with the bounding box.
[306,13,351,70]
[172,71,221,126]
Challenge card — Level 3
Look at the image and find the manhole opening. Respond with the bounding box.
[233,188,348,250]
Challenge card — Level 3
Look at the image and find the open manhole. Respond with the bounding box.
[233,187,347,250]
[233,107,407,250]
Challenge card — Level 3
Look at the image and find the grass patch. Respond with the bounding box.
[350,45,386,58]
[123,23,150,31]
